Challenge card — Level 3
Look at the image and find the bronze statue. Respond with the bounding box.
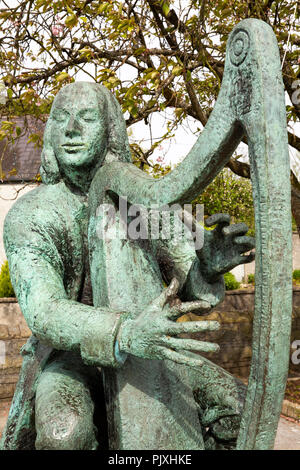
[0,19,292,450]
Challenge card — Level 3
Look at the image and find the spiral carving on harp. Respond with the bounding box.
[229,29,250,66]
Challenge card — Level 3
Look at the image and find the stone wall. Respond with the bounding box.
[291,286,300,375]
[197,289,255,377]
[0,298,31,401]
[0,287,299,403]
[184,286,300,378]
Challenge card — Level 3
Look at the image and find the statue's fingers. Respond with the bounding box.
[168,300,211,318]
[160,336,220,353]
[157,346,204,368]
[205,213,230,229]
[213,264,240,277]
[240,252,255,264]
[234,235,255,250]
[158,278,180,308]
[222,223,249,237]
[165,320,220,335]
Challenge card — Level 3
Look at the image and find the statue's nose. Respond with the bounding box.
[65,116,81,137]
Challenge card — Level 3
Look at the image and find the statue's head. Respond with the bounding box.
[40,82,131,185]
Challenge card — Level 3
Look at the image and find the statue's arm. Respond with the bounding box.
[154,232,225,309]
[181,256,225,307]
[155,213,254,309]
[4,217,125,369]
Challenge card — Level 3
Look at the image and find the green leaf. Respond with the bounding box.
[150,71,159,79]
[0,11,11,20]
[65,13,78,29]
[56,72,70,82]
[98,3,108,14]
[133,47,146,57]
[161,1,170,16]
[108,76,120,86]
[172,65,183,75]
[186,70,192,82]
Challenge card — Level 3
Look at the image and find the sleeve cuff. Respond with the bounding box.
[80,310,126,368]
[114,340,128,365]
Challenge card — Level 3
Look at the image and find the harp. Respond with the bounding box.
[89,19,292,450]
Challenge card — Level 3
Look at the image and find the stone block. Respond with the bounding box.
[0,325,9,339]
[0,383,16,400]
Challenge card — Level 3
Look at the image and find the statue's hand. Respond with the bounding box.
[196,213,255,283]
[117,278,220,367]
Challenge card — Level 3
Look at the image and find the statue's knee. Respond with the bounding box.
[35,413,98,450]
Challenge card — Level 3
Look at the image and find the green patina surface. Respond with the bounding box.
[0,18,292,450]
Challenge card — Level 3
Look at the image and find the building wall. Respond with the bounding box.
[0,184,36,265]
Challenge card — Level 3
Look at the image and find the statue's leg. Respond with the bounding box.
[186,356,246,450]
[34,352,105,450]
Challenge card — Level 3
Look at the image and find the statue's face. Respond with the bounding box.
[50,83,108,170]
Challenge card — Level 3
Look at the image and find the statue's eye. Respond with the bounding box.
[79,109,99,122]
[52,109,68,122]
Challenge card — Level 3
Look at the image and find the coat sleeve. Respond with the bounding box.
[3,201,125,368]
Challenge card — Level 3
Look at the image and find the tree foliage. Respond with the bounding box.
[0,260,15,297]
[0,0,299,228]
[0,0,298,149]
[224,272,241,290]
[194,168,255,235]
[146,163,255,234]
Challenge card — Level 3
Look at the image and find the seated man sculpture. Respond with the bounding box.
[1,81,254,450]
[0,18,292,451]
